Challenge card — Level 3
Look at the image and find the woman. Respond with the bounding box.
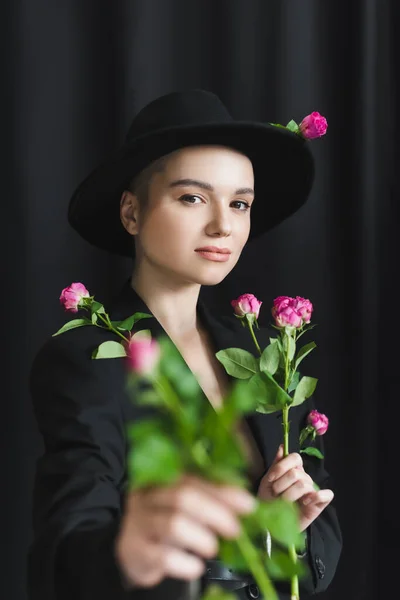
[28,90,342,600]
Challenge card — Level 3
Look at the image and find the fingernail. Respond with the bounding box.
[302,497,311,505]
[267,473,275,482]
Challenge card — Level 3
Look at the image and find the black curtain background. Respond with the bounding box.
[3,1,398,599]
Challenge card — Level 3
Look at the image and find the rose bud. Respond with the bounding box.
[128,333,160,375]
[59,282,90,313]
[307,410,329,436]
[271,296,302,329]
[294,296,313,324]
[231,293,262,319]
[299,111,328,139]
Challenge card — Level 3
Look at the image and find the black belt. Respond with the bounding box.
[203,559,255,592]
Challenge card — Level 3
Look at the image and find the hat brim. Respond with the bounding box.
[68,121,315,257]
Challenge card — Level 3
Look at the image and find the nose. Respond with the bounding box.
[205,203,232,238]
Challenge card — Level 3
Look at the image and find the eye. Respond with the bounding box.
[232,200,251,211]
[179,194,203,204]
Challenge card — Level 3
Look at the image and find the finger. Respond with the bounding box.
[145,511,219,559]
[301,488,334,508]
[183,475,256,513]
[271,444,284,466]
[272,469,313,497]
[145,485,243,539]
[163,545,206,581]
[145,475,255,514]
[267,452,303,482]
[279,479,315,503]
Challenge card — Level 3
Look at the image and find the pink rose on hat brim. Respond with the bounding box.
[231,293,262,319]
[60,282,91,313]
[307,410,329,436]
[299,112,328,139]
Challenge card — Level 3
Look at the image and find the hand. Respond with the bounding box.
[115,474,256,589]
[257,445,334,532]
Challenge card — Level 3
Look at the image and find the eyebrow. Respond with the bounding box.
[168,178,254,196]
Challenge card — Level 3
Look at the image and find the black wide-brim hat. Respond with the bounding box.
[68,89,315,257]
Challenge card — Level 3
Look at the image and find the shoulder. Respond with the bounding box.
[29,324,128,408]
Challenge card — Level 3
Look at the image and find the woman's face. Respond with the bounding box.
[124,145,254,286]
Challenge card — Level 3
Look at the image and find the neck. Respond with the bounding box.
[130,263,202,340]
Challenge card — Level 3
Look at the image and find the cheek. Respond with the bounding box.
[140,208,191,256]
[235,215,251,249]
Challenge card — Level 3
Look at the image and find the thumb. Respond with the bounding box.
[272,444,284,465]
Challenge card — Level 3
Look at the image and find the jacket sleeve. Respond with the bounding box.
[28,330,189,600]
[290,395,343,595]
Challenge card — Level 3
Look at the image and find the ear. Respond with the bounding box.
[120,190,140,235]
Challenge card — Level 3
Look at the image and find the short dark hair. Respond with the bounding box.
[127,154,168,207]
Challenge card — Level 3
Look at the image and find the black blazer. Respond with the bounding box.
[28,278,342,600]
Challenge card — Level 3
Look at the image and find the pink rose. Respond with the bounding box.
[299,111,328,139]
[271,296,302,329]
[128,335,160,375]
[59,282,90,313]
[231,293,262,319]
[294,296,313,324]
[307,410,329,435]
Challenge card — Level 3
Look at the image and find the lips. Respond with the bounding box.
[195,246,231,254]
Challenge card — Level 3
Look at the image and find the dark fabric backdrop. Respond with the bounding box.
[3,1,397,599]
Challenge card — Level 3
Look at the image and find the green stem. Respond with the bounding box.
[282,336,300,600]
[97,312,130,343]
[246,323,300,598]
[235,528,278,600]
[155,375,193,448]
[248,322,262,356]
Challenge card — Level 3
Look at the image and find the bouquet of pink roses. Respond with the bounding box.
[216,293,329,599]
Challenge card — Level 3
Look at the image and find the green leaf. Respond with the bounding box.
[131,329,152,341]
[269,337,283,352]
[294,342,316,371]
[92,340,127,359]
[300,446,324,459]
[126,383,163,407]
[127,421,183,488]
[224,378,261,417]
[52,318,92,336]
[255,499,303,548]
[248,372,292,412]
[218,539,249,572]
[282,333,296,361]
[291,376,318,407]
[266,548,307,580]
[285,119,299,133]
[205,464,248,487]
[116,312,153,332]
[260,342,280,376]
[91,301,106,314]
[287,370,300,394]
[216,348,259,379]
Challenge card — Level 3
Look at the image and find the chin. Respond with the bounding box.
[193,270,232,286]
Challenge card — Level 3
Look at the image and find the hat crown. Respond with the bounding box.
[125,89,233,141]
